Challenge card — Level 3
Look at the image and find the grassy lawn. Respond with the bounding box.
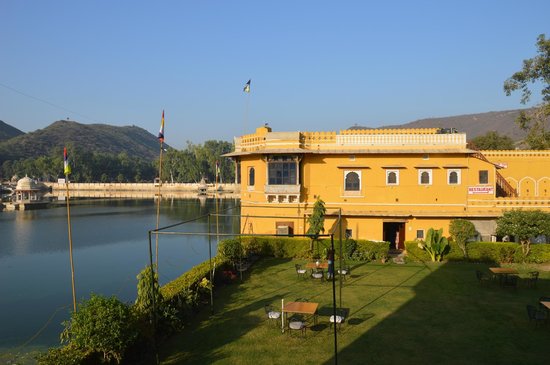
[159,259,550,365]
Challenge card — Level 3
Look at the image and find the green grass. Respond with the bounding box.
[158,259,550,365]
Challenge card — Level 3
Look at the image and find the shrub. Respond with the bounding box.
[135,265,182,337]
[36,344,90,365]
[60,294,138,364]
[449,219,477,258]
[351,240,390,261]
[161,256,228,312]
[417,228,450,262]
[217,239,244,264]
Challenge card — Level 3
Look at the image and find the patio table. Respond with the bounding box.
[489,267,519,287]
[541,301,550,310]
[282,301,319,327]
[306,262,328,269]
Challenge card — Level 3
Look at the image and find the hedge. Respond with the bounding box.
[161,256,229,310]
[405,240,550,263]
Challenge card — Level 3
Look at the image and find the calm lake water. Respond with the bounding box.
[0,198,239,354]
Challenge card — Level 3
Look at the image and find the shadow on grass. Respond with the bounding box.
[322,262,550,365]
[159,292,287,364]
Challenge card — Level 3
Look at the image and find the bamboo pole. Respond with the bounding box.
[155,142,163,272]
[65,175,77,312]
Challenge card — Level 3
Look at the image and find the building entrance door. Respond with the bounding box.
[383,222,405,250]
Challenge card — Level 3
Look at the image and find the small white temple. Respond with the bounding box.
[6,176,49,210]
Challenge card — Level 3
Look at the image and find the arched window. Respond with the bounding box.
[448,170,459,185]
[345,171,360,191]
[419,170,431,185]
[248,167,255,186]
[386,170,398,185]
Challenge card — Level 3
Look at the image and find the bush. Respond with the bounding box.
[36,344,91,365]
[351,240,390,261]
[405,240,550,264]
[135,265,182,338]
[217,239,244,264]
[61,294,138,364]
[161,256,228,312]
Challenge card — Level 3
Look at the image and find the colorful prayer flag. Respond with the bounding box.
[158,110,165,143]
[63,147,71,175]
[243,79,251,93]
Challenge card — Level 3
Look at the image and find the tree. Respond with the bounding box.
[307,197,326,252]
[469,131,515,150]
[504,34,550,149]
[449,219,477,258]
[496,209,550,257]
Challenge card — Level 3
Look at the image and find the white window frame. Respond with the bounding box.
[447,169,461,185]
[344,170,362,193]
[418,169,432,185]
[386,170,399,185]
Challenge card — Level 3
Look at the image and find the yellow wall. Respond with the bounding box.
[230,128,550,241]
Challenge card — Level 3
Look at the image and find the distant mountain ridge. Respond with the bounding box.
[0,120,163,163]
[351,108,529,141]
[0,120,24,142]
[0,108,530,164]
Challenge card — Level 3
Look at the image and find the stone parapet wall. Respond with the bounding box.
[45,182,240,194]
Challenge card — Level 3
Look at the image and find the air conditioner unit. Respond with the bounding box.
[277,226,290,235]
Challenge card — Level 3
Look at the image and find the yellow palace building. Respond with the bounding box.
[224,125,550,248]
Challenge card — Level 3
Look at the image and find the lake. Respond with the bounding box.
[0,197,239,355]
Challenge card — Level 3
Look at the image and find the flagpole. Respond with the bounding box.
[64,151,77,312]
[155,111,165,274]
[244,93,250,135]
[155,142,163,272]
[243,79,251,135]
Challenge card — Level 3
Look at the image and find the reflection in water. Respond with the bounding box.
[0,198,239,352]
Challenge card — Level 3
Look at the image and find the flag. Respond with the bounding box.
[216,160,220,175]
[158,110,165,143]
[63,147,71,175]
[243,79,251,93]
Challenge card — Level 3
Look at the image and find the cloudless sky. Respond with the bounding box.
[1,0,548,149]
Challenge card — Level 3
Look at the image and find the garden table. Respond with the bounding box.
[489,267,519,287]
[306,262,328,269]
[282,301,319,327]
[541,301,550,310]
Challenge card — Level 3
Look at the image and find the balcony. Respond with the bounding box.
[264,184,301,203]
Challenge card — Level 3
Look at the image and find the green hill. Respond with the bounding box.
[0,120,25,142]
[0,120,163,163]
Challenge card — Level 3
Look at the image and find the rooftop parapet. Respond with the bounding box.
[232,126,468,154]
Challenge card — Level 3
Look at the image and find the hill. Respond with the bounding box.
[352,108,529,141]
[0,120,163,162]
[0,120,25,142]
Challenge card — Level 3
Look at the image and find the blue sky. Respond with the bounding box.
[1,0,548,149]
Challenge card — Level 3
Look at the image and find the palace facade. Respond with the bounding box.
[224,125,550,247]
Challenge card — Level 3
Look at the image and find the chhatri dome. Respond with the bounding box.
[15,176,40,191]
